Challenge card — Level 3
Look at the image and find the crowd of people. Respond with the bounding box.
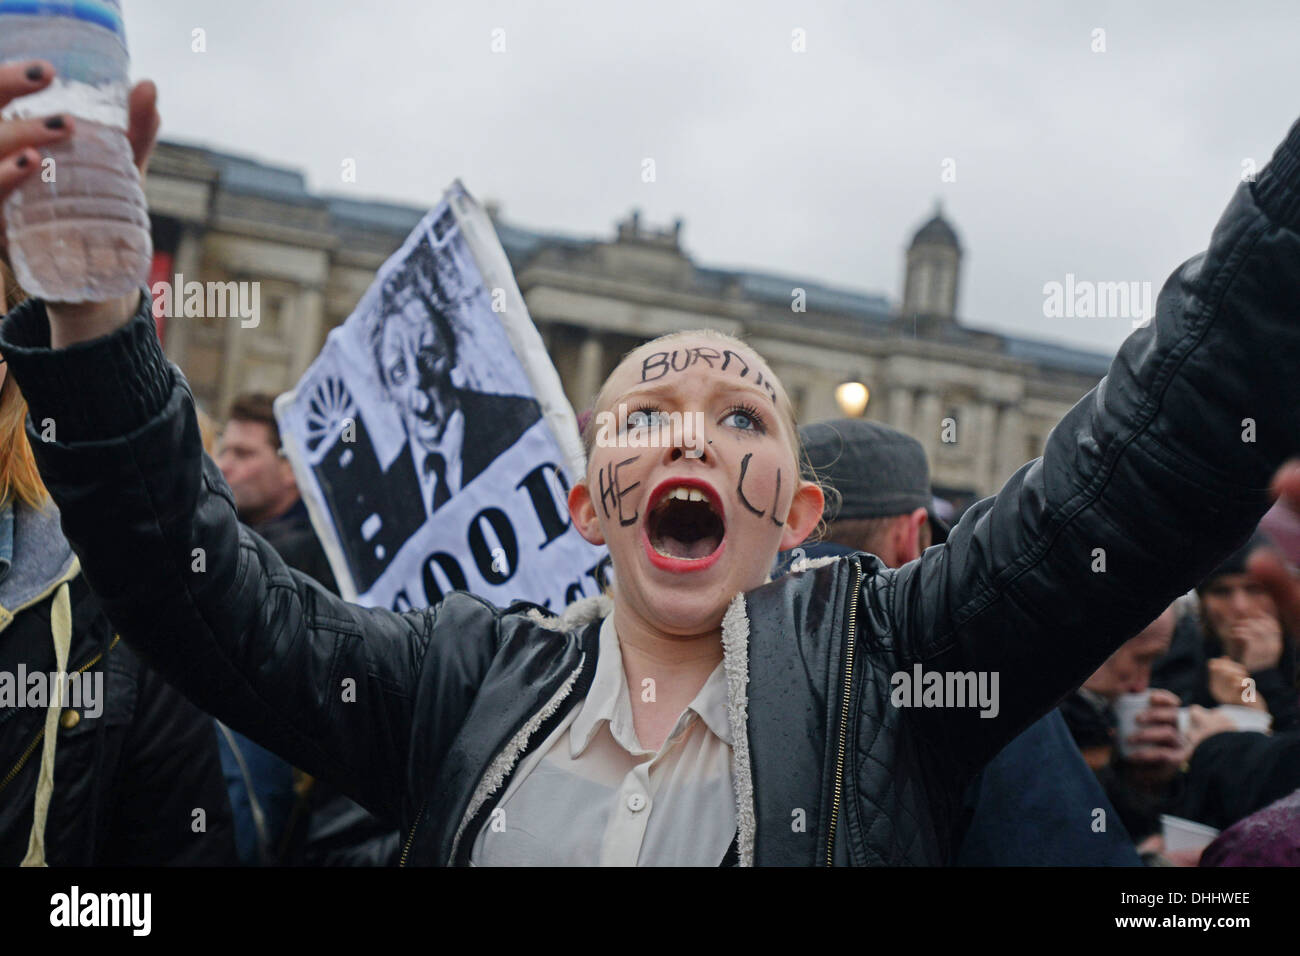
[5,292,1298,866]
[2,64,1299,867]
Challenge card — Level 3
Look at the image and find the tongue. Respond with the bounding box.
[656,533,721,560]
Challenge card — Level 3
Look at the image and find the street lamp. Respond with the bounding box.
[835,377,870,418]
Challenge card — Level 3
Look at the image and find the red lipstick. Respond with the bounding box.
[640,477,727,573]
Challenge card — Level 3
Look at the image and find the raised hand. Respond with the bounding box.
[1206,656,1265,708]
[0,60,73,260]
[1225,614,1284,673]
[0,64,161,342]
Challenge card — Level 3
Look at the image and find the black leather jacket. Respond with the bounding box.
[0,568,237,866]
[3,116,1299,866]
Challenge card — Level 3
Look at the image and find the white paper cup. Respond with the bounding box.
[1161,814,1220,854]
[1113,692,1151,757]
[1216,704,1273,733]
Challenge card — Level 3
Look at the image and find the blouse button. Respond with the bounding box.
[626,793,647,812]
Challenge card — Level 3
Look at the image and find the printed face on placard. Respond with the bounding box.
[378,291,458,452]
[570,335,823,637]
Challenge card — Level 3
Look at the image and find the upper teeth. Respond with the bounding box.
[667,486,707,503]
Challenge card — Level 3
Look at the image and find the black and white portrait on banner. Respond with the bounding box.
[276,186,609,613]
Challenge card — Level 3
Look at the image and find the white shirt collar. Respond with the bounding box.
[569,613,731,759]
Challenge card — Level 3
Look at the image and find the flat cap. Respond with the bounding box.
[800,418,936,525]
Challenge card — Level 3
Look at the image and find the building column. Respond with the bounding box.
[217,289,251,419]
[995,404,1025,482]
[162,227,203,371]
[887,385,915,435]
[915,390,943,463]
[289,286,325,386]
[574,334,605,410]
[972,402,999,496]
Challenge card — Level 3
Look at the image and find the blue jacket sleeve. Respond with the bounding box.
[955,710,1141,866]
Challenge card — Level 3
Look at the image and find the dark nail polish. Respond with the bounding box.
[26,64,44,82]
[16,154,29,169]
[44,115,65,130]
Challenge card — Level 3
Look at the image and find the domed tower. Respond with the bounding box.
[901,201,962,322]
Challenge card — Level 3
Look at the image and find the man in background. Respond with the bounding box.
[783,418,1140,865]
[1061,607,1192,853]
[218,392,337,593]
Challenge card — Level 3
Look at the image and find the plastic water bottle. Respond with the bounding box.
[0,0,151,302]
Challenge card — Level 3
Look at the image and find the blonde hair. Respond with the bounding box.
[195,405,221,457]
[0,257,51,512]
[579,328,834,540]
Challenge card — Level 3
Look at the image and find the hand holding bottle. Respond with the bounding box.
[1,62,158,343]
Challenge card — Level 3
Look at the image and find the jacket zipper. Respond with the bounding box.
[399,802,425,867]
[0,635,121,797]
[825,561,861,866]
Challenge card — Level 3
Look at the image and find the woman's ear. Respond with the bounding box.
[568,481,607,546]
[779,479,824,552]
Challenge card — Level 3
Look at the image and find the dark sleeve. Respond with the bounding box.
[1150,614,1209,705]
[99,663,238,865]
[299,787,401,866]
[255,520,339,595]
[1253,667,1300,732]
[1180,731,1300,830]
[0,298,504,824]
[886,116,1300,772]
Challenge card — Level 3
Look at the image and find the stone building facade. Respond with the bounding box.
[143,140,1111,506]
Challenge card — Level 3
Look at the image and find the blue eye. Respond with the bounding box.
[722,403,766,433]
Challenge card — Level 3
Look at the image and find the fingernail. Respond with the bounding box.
[44,115,65,130]
[16,154,29,169]
[26,63,44,82]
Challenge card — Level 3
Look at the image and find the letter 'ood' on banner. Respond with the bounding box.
[275,181,607,612]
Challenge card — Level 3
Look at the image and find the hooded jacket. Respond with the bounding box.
[3,116,1300,866]
[0,497,237,866]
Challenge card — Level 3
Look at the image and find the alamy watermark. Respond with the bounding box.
[591,404,707,457]
[50,886,150,936]
[151,274,261,328]
[0,667,102,718]
[890,663,999,718]
[1043,274,1153,329]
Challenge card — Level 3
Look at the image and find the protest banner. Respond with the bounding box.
[276,182,610,611]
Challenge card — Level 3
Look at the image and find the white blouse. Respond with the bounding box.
[470,613,736,866]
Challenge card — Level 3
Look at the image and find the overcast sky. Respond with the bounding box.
[126,0,1300,355]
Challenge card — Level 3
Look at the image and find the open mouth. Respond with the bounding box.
[645,481,726,563]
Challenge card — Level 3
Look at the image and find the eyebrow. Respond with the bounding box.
[615,379,776,409]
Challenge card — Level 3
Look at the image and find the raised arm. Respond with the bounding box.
[887,115,1300,772]
[0,293,505,824]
